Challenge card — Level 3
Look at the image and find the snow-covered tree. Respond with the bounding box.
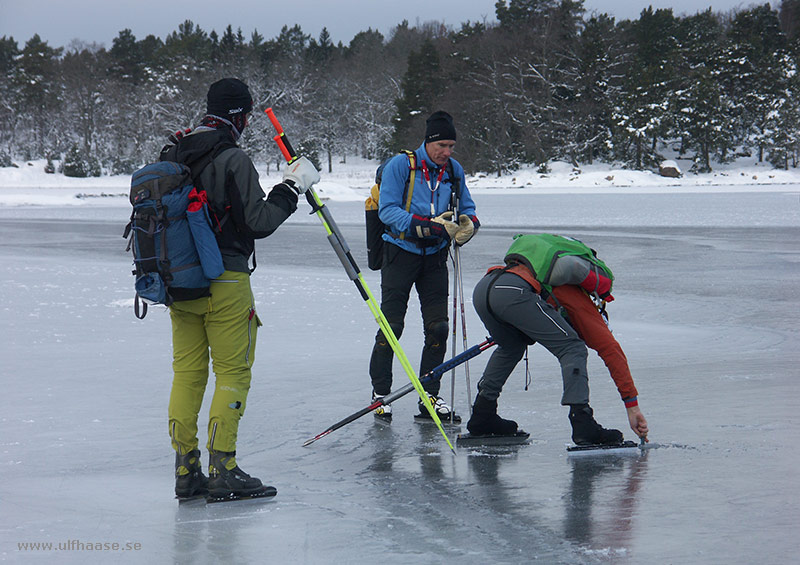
[0,36,20,154]
[13,34,62,159]
[391,39,443,152]
[719,4,789,162]
[670,9,735,171]
[612,7,680,169]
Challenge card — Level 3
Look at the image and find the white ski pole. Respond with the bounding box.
[455,245,473,412]
[449,248,458,423]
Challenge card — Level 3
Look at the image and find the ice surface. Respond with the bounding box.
[1,187,799,564]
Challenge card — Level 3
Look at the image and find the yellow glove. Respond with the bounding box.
[431,211,459,239]
[455,214,476,246]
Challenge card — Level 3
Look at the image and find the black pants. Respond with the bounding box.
[369,244,449,396]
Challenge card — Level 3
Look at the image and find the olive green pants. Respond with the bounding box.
[168,271,260,455]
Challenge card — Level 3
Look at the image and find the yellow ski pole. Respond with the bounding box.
[265,108,455,452]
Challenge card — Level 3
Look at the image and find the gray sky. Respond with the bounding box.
[0,0,776,50]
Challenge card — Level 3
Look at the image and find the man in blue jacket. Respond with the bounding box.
[369,111,480,423]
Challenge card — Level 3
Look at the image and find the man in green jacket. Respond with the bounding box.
[160,78,320,500]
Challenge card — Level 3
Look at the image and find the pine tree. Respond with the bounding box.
[341,29,394,160]
[306,28,335,68]
[273,24,310,59]
[63,143,89,177]
[219,25,241,55]
[569,13,617,164]
[612,7,680,168]
[61,46,107,163]
[13,34,62,159]
[0,36,20,153]
[720,5,789,162]
[495,0,559,27]
[765,52,799,169]
[390,39,442,152]
[163,20,213,67]
[109,29,143,84]
[538,0,586,165]
[671,9,734,171]
[778,0,800,51]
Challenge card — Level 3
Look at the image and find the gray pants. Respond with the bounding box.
[472,271,589,405]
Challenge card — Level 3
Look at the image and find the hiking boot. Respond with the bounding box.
[175,449,208,498]
[466,394,518,436]
[418,394,462,423]
[372,391,392,421]
[208,451,273,499]
[568,404,624,446]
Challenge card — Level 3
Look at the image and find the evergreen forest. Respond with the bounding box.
[1,0,798,176]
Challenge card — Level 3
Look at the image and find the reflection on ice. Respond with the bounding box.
[564,451,649,556]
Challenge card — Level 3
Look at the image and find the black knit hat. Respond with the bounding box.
[425,110,456,142]
[206,78,253,117]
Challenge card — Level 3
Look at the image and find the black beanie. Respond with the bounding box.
[207,78,253,118]
[425,110,456,143]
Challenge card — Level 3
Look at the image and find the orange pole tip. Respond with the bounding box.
[264,108,282,134]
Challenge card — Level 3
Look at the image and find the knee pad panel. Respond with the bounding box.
[375,322,404,347]
[424,321,449,347]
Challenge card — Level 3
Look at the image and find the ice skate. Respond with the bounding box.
[458,395,528,447]
[207,451,276,502]
[465,394,518,436]
[568,404,624,446]
[174,449,208,500]
[372,391,392,421]
[415,394,461,424]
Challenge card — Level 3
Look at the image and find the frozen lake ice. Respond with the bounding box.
[1,189,799,563]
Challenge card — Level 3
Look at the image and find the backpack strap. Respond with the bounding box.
[164,132,250,269]
[447,158,461,214]
[401,149,417,213]
[185,139,236,190]
[396,149,417,241]
[400,149,417,239]
[160,129,236,196]
[134,295,148,319]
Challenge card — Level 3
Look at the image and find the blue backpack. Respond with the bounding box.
[124,161,224,318]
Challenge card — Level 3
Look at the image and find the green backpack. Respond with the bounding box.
[504,233,614,297]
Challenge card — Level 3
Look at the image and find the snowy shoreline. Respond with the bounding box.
[1,157,799,208]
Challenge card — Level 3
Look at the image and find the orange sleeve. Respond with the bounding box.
[550,285,638,403]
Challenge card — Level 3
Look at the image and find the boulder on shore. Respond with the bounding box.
[659,160,682,178]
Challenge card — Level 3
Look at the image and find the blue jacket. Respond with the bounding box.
[378,142,476,255]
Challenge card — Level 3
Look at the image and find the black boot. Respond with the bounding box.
[175,449,208,498]
[466,394,518,436]
[568,404,623,446]
[208,451,276,499]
